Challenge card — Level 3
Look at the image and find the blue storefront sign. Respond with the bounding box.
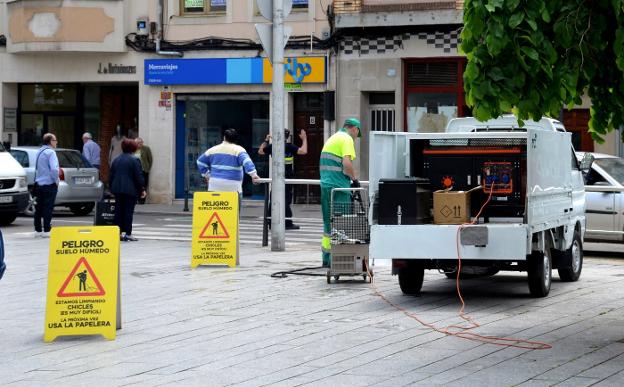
[145,57,326,85]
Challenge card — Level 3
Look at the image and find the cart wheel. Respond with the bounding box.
[326,271,331,284]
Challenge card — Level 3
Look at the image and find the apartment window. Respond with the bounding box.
[404,59,466,133]
[369,93,396,132]
[181,0,226,14]
[293,0,309,9]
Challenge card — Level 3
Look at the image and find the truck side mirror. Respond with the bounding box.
[579,153,594,172]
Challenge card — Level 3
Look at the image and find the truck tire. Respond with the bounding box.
[0,213,18,226]
[398,262,424,296]
[558,230,583,282]
[23,192,35,216]
[528,243,552,297]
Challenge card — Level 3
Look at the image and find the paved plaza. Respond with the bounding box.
[1,208,624,386]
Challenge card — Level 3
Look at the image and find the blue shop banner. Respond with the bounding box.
[144,57,326,85]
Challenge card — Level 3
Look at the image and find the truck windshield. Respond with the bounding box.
[594,158,624,185]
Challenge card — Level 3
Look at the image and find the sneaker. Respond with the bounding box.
[42,232,51,238]
[120,233,127,242]
[125,235,138,242]
[34,231,43,238]
[285,223,300,230]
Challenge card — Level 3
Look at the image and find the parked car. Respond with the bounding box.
[0,142,29,225]
[577,152,624,242]
[9,146,104,216]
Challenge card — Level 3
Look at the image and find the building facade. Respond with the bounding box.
[0,0,333,203]
[0,0,619,205]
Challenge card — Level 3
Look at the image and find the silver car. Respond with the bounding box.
[10,147,104,216]
[578,152,624,242]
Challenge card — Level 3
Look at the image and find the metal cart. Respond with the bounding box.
[328,187,371,283]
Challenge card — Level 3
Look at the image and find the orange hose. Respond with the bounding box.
[365,185,552,350]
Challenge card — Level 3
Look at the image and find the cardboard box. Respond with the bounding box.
[433,190,471,224]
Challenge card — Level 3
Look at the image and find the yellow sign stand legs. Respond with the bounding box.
[191,192,239,268]
[44,226,120,342]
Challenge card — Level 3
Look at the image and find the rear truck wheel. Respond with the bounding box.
[398,261,424,296]
[69,202,95,216]
[558,230,583,282]
[23,193,35,216]
[0,212,18,226]
[528,242,552,297]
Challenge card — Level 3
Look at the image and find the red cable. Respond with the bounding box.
[366,183,552,350]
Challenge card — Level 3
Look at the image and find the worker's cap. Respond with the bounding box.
[344,118,362,137]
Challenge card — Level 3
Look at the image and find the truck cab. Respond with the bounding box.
[368,116,586,297]
[0,142,29,226]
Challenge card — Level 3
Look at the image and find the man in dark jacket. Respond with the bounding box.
[109,138,145,241]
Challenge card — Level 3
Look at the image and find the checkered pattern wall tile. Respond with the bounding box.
[340,34,410,55]
[416,30,460,53]
[339,30,461,56]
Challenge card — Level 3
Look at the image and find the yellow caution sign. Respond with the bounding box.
[44,226,120,342]
[192,191,239,268]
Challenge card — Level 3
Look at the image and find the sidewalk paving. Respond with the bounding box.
[2,229,624,386]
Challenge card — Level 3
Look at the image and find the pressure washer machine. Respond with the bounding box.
[328,187,371,284]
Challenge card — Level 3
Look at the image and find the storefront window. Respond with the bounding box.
[177,95,269,198]
[19,114,44,146]
[84,86,101,143]
[21,84,77,112]
[406,92,457,133]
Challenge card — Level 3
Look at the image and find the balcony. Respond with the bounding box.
[333,0,464,29]
[5,0,126,53]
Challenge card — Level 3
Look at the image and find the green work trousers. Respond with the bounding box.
[321,185,351,267]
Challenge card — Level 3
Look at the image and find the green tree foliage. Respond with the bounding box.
[462,0,624,141]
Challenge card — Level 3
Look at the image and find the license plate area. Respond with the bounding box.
[74,177,93,185]
[0,196,13,203]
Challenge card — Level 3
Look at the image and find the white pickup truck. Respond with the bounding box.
[368,116,590,297]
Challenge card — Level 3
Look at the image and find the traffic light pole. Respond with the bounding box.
[270,0,286,251]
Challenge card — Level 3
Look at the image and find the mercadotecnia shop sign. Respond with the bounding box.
[144,56,326,85]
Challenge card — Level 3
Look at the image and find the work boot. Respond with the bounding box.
[285,223,300,230]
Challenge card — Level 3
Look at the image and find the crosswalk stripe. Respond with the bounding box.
[131,229,319,242]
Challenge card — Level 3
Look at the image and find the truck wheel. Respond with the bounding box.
[398,263,424,296]
[23,193,35,216]
[0,213,18,226]
[528,244,552,297]
[558,230,583,282]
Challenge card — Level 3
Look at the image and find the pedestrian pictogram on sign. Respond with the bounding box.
[57,257,105,297]
[198,212,230,239]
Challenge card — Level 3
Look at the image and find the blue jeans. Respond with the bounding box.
[0,228,5,280]
[34,183,58,233]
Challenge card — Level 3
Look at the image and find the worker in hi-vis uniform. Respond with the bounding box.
[319,118,362,267]
[259,128,308,229]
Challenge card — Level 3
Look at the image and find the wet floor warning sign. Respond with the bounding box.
[44,226,120,342]
[192,191,239,268]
